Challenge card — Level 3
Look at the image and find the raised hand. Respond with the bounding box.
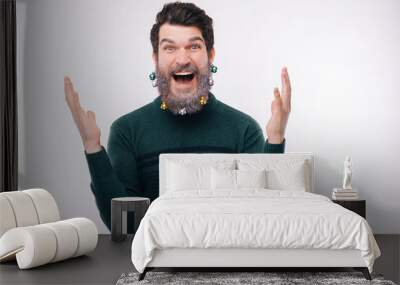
[266,67,291,144]
[64,76,102,153]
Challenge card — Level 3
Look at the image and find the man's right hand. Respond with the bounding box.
[64,76,102,154]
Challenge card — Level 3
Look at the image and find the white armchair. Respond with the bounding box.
[0,188,98,269]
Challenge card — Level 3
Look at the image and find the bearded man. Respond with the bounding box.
[64,2,292,232]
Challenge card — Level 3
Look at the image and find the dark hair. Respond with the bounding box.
[150,2,214,55]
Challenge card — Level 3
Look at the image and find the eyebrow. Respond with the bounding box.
[159,36,205,45]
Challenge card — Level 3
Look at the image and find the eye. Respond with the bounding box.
[191,44,201,50]
[164,46,176,52]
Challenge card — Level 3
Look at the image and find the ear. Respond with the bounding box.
[152,52,157,66]
[208,48,215,64]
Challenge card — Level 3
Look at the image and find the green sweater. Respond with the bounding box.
[84,92,285,232]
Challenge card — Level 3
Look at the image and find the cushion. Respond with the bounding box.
[23,188,60,224]
[211,168,236,190]
[0,218,97,269]
[0,191,40,228]
[166,159,235,192]
[0,188,60,238]
[211,168,268,190]
[266,162,307,191]
[0,196,16,237]
[237,159,309,191]
[0,188,60,234]
[236,169,268,188]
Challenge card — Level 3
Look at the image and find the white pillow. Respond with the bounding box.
[166,162,208,191]
[211,168,268,190]
[211,168,236,190]
[166,159,235,192]
[266,163,307,191]
[237,159,309,191]
[236,169,267,188]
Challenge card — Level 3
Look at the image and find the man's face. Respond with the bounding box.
[153,23,215,115]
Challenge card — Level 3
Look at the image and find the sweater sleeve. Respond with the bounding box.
[84,122,141,232]
[242,118,285,154]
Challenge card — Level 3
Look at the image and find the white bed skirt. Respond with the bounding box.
[147,248,366,268]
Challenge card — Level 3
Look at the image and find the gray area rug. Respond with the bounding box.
[116,271,397,285]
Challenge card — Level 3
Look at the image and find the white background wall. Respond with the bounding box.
[16,0,400,234]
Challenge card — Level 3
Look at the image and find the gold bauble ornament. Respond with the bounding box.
[160,101,168,110]
[199,96,207,105]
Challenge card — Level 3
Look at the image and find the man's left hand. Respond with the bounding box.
[266,67,291,144]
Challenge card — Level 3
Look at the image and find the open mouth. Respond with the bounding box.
[172,72,195,83]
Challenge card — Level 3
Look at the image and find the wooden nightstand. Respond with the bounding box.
[332,199,366,219]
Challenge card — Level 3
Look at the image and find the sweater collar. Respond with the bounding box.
[152,91,218,115]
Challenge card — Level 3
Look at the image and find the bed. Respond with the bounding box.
[130,153,381,281]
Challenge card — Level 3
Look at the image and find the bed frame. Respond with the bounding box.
[137,153,372,281]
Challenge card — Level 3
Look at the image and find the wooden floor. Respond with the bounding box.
[374,234,400,284]
[0,234,398,285]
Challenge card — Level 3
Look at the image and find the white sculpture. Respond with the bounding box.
[342,156,353,190]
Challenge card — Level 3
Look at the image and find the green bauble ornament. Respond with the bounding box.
[149,72,156,80]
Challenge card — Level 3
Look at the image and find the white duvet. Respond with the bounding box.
[131,189,381,273]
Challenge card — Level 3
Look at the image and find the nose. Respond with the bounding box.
[175,48,191,66]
